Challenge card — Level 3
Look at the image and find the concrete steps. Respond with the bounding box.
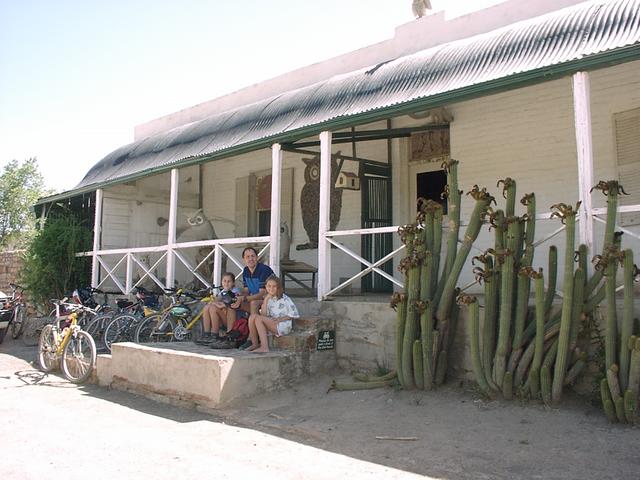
[95,316,337,409]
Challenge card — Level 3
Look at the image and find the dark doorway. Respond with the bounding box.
[361,163,393,293]
[417,170,448,213]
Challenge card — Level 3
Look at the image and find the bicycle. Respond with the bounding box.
[0,283,27,343]
[37,300,97,384]
[134,287,215,344]
[101,287,161,352]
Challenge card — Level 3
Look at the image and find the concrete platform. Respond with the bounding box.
[95,316,337,409]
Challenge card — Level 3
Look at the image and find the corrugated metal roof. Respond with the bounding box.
[56,0,640,200]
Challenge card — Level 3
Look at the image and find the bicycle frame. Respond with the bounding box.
[55,312,81,354]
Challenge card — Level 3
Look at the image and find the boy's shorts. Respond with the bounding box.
[276,319,292,336]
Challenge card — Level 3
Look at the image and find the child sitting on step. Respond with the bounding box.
[197,272,244,344]
[242,275,299,353]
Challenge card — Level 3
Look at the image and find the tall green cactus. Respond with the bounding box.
[551,203,579,404]
[544,246,558,315]
[460,295,491,395]
[619,249,634,391]
[493,218,519,387]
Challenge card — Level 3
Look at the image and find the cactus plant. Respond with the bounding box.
[550,202,580,403]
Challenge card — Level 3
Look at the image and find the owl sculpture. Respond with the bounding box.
[297,153,343,250]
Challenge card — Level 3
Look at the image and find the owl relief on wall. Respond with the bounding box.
[297,152,344,250]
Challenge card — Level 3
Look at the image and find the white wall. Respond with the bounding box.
[393,60,640,291]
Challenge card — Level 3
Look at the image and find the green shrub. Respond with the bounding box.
[20,215,92,308]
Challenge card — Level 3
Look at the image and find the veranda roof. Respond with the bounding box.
[39,0,640,204]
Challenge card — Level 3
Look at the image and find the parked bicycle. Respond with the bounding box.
[101,286,161,352]
[37,300,97,384]
[0,283,27,343]
[134,287,215,344]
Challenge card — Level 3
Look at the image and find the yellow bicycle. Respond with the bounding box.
[37,301,97,384]
[134,288,215,343]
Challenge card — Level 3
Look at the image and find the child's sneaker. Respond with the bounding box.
[195,333,213,345]
[238,340,252,350]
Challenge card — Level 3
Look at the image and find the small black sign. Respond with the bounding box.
[316,330,335,350]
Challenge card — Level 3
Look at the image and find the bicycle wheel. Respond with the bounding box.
[134,314,174,343]
[103,314,136,352]
[37,324,59,372]
[85,313,113,347]
[10,306,27,339]
[61,330,96,384]
[23,317,53,346]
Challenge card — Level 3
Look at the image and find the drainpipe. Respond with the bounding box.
[572,71,595,267]
[91,188,103,288]
[269,143,282,276]
[166,169,179,289]
[318,131,333,301]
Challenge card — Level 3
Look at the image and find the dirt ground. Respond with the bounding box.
[2,334,639,479]
[224,373,640,479]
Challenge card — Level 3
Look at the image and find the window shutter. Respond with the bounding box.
[235,176,250,236]
[615,108,640,226]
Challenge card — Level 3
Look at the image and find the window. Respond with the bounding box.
[417,170,448,214]
[235,168,293,236]
[615,108,640,226]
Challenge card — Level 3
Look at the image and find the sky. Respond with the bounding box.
[0,0,506,193]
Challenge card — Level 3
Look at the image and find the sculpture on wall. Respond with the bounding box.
[412,0,432,18]
[297,153,343,250]
[280,221,292,262]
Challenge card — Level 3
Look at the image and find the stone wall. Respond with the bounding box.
[0,250,24,296]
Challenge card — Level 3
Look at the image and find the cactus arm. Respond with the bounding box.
[421,302,434,390]
[431,207,443,295]
[482,264,500,391]
[619,249,634,392]
[395,295,408,386]
[468,298,491,394]
[563,351,587,386]
[541,366,552,406]
[604,257,618,370]
[434,162,461,307]
[624,390,638,425]
[436,194,492,322]
[420,252,433,302]
[607,365,627,423]
[583,282,605,313]
[413,340,424,390]
[551,210,577,404]
[510,270,531,368]
[628,337,640,398]
[526,275,547,393]
[493,220,519,386]
[568,267,586,353]
[402,261,421,389]
[600,378,617,422]
[503,371,513,400]
[544,246,558,315]
[435,350,447,386]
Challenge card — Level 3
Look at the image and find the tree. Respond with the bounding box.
[0,158,48,247]
[20,214,92,308]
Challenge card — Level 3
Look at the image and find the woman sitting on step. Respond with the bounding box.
[241,275,299,353]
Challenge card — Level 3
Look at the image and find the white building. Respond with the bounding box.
[36,0,640,303]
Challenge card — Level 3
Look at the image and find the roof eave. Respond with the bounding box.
[35,45,640,207]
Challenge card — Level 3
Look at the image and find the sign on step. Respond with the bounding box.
[316,330,335,350]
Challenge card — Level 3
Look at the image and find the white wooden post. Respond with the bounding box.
[269,143,283,276]
[572,72,595,261]
[166,169,179,289]
[213,244,222,288]
[125,253,132,294]
[91,188,103,288]
[318,131,333,300]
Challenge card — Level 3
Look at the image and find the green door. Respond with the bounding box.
[361,162,393,293]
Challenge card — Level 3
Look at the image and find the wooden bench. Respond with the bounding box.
[280,261,317,294]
